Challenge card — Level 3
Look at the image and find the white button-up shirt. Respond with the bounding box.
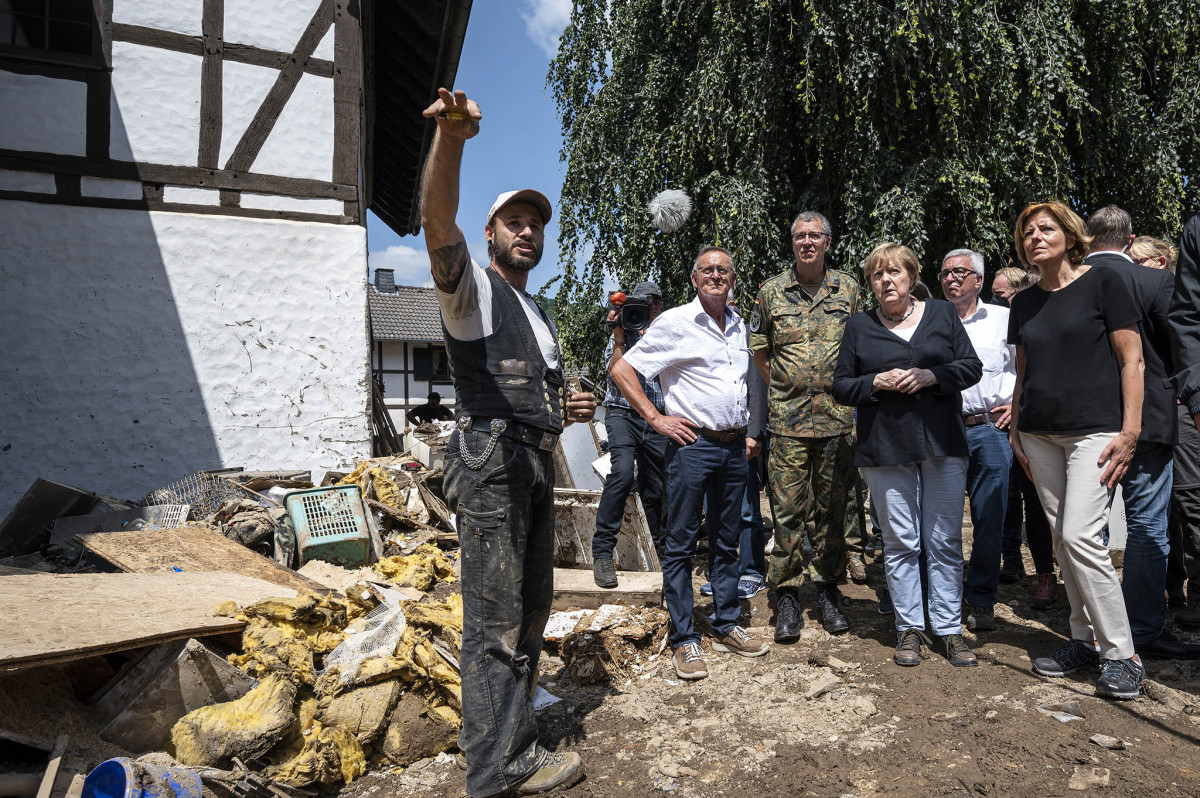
[959,302,1015,415]
[622,297,750,430]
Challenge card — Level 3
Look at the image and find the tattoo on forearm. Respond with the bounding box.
[430,241,469,292]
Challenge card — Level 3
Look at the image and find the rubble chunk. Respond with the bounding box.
[171,675,297,767]
[378,692,459,768]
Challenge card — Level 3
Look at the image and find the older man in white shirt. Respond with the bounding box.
[941,249,1016,633]
[612,246,770,681]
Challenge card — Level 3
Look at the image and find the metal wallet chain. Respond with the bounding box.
[457,416,506,470]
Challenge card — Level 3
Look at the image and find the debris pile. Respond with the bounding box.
[544,605,670,685]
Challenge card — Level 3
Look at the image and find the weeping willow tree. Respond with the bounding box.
[546,0,1200,374]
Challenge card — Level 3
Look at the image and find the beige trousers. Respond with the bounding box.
[1020,431,1135,660]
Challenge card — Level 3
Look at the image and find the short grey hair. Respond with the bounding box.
[943,249,985,278]
[692,245,734,272]
[791,211,832,238]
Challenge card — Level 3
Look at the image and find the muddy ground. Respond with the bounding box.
[341,526,1200,798]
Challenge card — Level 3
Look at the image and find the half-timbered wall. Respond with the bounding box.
[0,0,370,509]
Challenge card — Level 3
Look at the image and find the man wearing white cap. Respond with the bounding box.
[420,88,596,797]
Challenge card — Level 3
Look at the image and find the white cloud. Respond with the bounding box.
[369,244,433,288]
[521,0,571,57]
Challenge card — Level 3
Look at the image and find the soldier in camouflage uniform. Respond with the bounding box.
[750,210,861,641]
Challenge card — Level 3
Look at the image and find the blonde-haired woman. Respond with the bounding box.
[1130,236,1178,271]
[1007,201,1146,699]
[833,243,982,668]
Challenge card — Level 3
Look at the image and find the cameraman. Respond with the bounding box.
[593,281,668,588]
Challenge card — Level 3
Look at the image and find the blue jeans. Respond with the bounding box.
[964,422,1012,607]
[593,407,668,560]
[739,455,767,581]
[443,430,556,797]
[663,435,748,647]
[1120,442,1174,645]
[861,456,969,636]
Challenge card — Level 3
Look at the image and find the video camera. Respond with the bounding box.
[606,291,653,332]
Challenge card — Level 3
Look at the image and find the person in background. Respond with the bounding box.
[991,266,1027,307]
[1131,236,1179,271]
[1008,201,1145,700]
[1170,212,1200,627]
[832,242,982,668]
[1167,404,1200,627]
[406,391,454,426]
[593,281,668,587]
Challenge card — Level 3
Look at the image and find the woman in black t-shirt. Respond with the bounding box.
[1007,200,1145,700]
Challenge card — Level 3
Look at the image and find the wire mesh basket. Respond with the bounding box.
[141,471,247,519]
[140,504,190,529]
[284,485,371,567]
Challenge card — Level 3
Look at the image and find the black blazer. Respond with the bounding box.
[832,299,982,467]
[1085,252,1177,445]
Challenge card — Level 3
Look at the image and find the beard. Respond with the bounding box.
[492,237,542,272]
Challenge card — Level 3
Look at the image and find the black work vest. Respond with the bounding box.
[443,268,565,434]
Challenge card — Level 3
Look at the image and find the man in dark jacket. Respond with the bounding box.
[1086,206,1199,659]
[1170,211,1200,628]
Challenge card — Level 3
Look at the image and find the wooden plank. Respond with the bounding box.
[331,0,361,186]
[86,70,111,159]
[0,149,357,199]
[77,524,328,594]
[34,735,67,798]
[0,572,297,671]
[551,568,662,611]
[111,23,333,77]
[198,0,223,169]
[223,0,336,173]
[0,189,351,225]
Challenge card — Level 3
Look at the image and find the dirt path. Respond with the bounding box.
[341,551,1200,797]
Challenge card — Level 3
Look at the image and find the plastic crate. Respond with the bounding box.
[284,485,370,567]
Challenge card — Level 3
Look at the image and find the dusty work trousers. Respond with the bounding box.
[1020,431,1135,660]
[444,429,556,798]
[767,433,856,590]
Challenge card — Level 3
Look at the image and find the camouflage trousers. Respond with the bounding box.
[767,433,857,589]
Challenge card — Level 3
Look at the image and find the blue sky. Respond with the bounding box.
[365,1,573,295]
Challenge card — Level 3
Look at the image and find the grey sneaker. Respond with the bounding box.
[1095,657,1145,700]
[711,626,770,657]
[673,642,708,680]
[1032,638,1100,677]
[593,557,617,588]
[965,605,996,632]
[518,750,584,794]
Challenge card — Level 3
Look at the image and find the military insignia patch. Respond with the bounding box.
[749,310,761,332]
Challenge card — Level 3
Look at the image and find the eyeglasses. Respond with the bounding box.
[939,267,977,282]
[791,232,830,243]
[1133,256,1160,268]
[696,266,734,277]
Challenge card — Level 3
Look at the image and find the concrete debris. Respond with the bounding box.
[317,681,401,744]
[1067,766,1110,790]
[378,693,459,768]
[1089,734,1127,750]
[550,605,670,684]
[803,670,844,700]
[171,675,297,768]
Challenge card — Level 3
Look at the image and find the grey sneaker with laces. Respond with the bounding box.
[1095,657,1145,700]
[518,750,584,794]
[1032,638,1100,677]
[673,641,709,680]
[711,625,770,657]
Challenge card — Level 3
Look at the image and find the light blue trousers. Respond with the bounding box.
[862,456,969,636]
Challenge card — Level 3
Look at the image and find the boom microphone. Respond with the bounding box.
[648,189,692,233]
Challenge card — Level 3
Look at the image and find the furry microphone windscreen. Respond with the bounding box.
[648,189,692,233]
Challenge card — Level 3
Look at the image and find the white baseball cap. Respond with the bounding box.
[488,189,553,225]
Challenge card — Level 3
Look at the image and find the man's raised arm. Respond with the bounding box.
[420,88,482,293]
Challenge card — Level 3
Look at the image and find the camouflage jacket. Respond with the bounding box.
[750,267,861,438]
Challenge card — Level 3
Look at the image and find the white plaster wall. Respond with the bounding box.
[110,42,202,166]
[111,0,203,36]
[0,73,87,156]
[254,73,334,181]
[241,193,343,216]
[163,186,221,206]
[0,200,371,513]
[0,170,56,193]
[81,177,144,200]
[377,341,456,408]
[313,27,334,61]
[224,0,323,54]
[219,61,275,168]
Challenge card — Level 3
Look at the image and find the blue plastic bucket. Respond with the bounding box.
[82,758,202,798]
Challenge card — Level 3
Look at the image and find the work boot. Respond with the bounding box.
[518,750,584,794]
[998,558,1025,583]
[774,590,802,643]
[1031,573,1058,610]
[894,628,929,666]
[816,585,850,634]
[965,604,996,632]
[1177,603,1200,630]
[943,634,978,667]
[593,557,617,589]
[846,554,868,583]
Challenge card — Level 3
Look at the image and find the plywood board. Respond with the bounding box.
[0,572,297,671]
[553,489,660,572]
[551,567,663,610]
[77,524,328,593]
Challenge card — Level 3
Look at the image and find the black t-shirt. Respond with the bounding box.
[1007,266,1139,434]
[1174,404,1200,489]
[409,403,453,424]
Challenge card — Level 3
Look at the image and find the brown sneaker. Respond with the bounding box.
[711,625,770,658]
[943,633,978,667]
[847,554,868,583]
[1031,573,1058,610]
[894,628,929,666]
[673,642,709,680]
[518,750,584,794]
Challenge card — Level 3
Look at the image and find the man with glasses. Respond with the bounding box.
[751,211,861,640]
[942,249,1014,632]
[612,246,771,681]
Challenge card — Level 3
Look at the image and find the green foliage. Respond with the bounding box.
[548,0,1200,375]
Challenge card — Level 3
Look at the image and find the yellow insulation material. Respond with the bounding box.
[171,675,297,767]
[268,720,366,787]
[229,619,317,685]
[337,466,405,509]
[372,544,457,590]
